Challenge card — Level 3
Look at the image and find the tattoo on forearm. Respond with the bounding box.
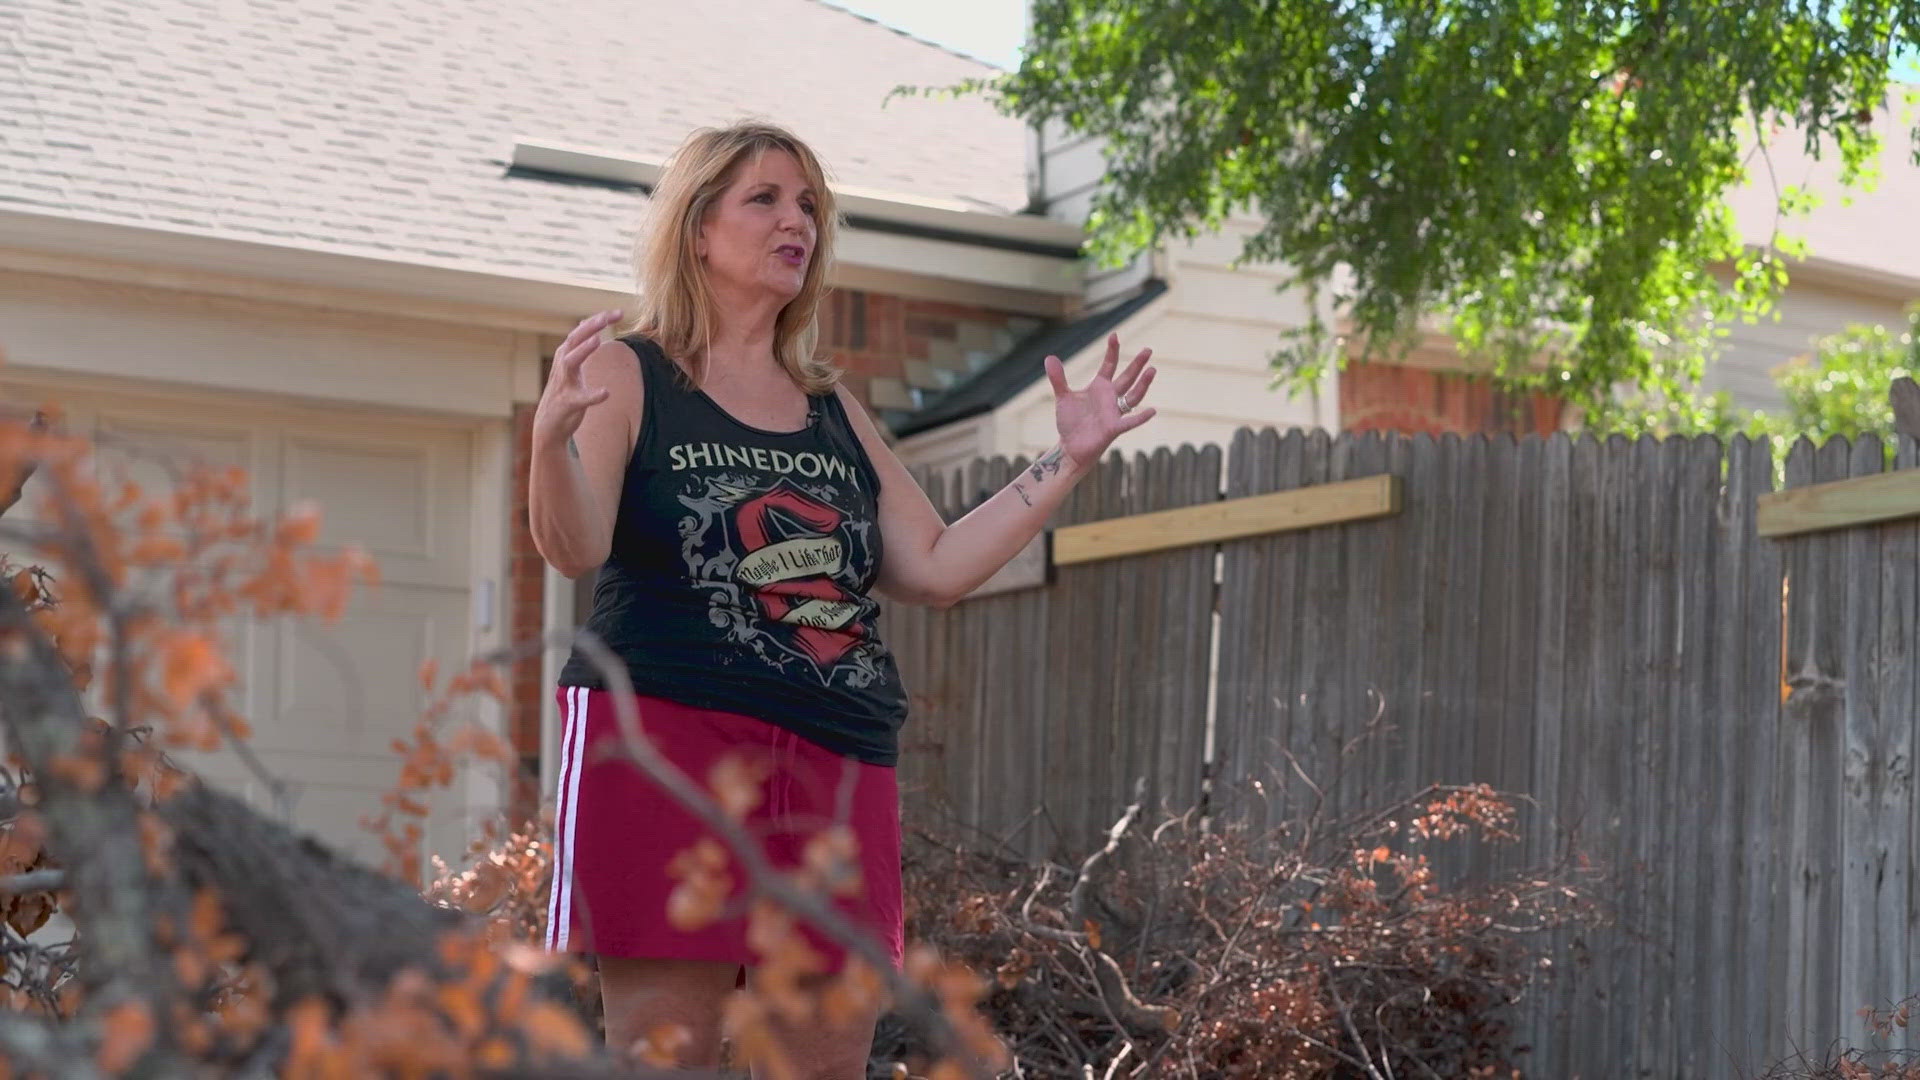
[1013,481,1033,507]
[567,437,580,459]
[1029,445,1066,483]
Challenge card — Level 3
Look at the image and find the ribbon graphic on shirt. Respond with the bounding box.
[732,484,867,668]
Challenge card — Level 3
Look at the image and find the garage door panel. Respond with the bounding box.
[282,435,431,556]
[212,615,266,722]
[92,412,259,497]
[274,611,425,756]
[3,402,266,532]
[270,588,468,756]
[0,381,483,873]
[278,778,412,867]
[280,431,469,590]
[0,405,271,730]
[86,413,274,727]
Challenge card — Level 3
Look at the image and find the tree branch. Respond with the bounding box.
[1324,960,1389,1080]
[0,1011,99,1080]
[0,566,186,1071]
[0,409,46,523]
[0,869,65,895]
[1070,776,1145,927]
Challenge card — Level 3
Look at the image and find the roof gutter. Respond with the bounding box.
[1771,253,1920,304]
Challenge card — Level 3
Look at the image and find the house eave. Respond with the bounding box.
[1778,254,1920,304]
[0,202,1085,333]
[0,205,628,333]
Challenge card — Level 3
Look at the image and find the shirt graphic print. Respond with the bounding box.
[672,444,887,689]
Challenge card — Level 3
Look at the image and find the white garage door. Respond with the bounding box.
[2,382,480,872]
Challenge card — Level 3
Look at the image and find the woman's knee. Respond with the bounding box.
[744,975,882,1080]
[596,955,740,1066]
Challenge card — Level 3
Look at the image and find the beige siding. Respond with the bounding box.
[1043,218,1332,457]
[1706,276,1910,410]
[0,270,521,418]
[1035,127,1108,223]
[1701,114,1920,409]
[893,412,995,488]
[1032,122,1156,310]
[1015,124,1334,461]
[990,292,1331,465]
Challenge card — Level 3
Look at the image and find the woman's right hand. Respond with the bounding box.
[531,309,623,450]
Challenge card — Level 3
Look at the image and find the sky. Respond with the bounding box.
[827,0,1031,69]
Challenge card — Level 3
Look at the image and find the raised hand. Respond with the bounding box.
[1045,333,1158,470]
[532,310,623,451]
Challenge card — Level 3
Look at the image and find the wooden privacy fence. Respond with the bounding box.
[883,428,1920,1079]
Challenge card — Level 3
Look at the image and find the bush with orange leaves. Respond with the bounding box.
[885,778,1605,1079]
[0,386,1007,1079]
[422,814,605,1038]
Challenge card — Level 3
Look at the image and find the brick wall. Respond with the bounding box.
[506,401,544,817]
[1340,360,1565,436]
[818,290,1036,416]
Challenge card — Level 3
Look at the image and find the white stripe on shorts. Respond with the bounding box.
[545,686,587,951]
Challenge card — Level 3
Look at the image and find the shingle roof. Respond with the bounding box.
[0,0,1031,289]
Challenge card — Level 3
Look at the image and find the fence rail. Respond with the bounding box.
[885,428,1920,1079]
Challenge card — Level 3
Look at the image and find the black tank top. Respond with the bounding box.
[556,336,910,765]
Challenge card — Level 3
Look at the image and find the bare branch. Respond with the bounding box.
[0,558,186,1071]
[1324,960,1388,1080]
[1086,948,1178,1037]
[1070,776,1145,927]
[0,869,65,895]
[0,1011,99,1080]
[0,409,46,524]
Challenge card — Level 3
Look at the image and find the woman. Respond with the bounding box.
[527,121,1158,1077]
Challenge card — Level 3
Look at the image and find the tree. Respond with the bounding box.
[958,0,1920,422]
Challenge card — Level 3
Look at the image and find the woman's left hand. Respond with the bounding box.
[1047,333,1158,471]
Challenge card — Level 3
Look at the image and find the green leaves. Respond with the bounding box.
[1774,307,1920,441]
[970,0,1920,422]
[1602,304,1920,466]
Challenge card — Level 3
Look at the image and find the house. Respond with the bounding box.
[0,0,1063,864]
[2,0,1914,868]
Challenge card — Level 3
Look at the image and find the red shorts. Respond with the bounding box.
[544,686,904,974]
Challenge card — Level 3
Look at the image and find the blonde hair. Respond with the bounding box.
[620,121,841,394]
